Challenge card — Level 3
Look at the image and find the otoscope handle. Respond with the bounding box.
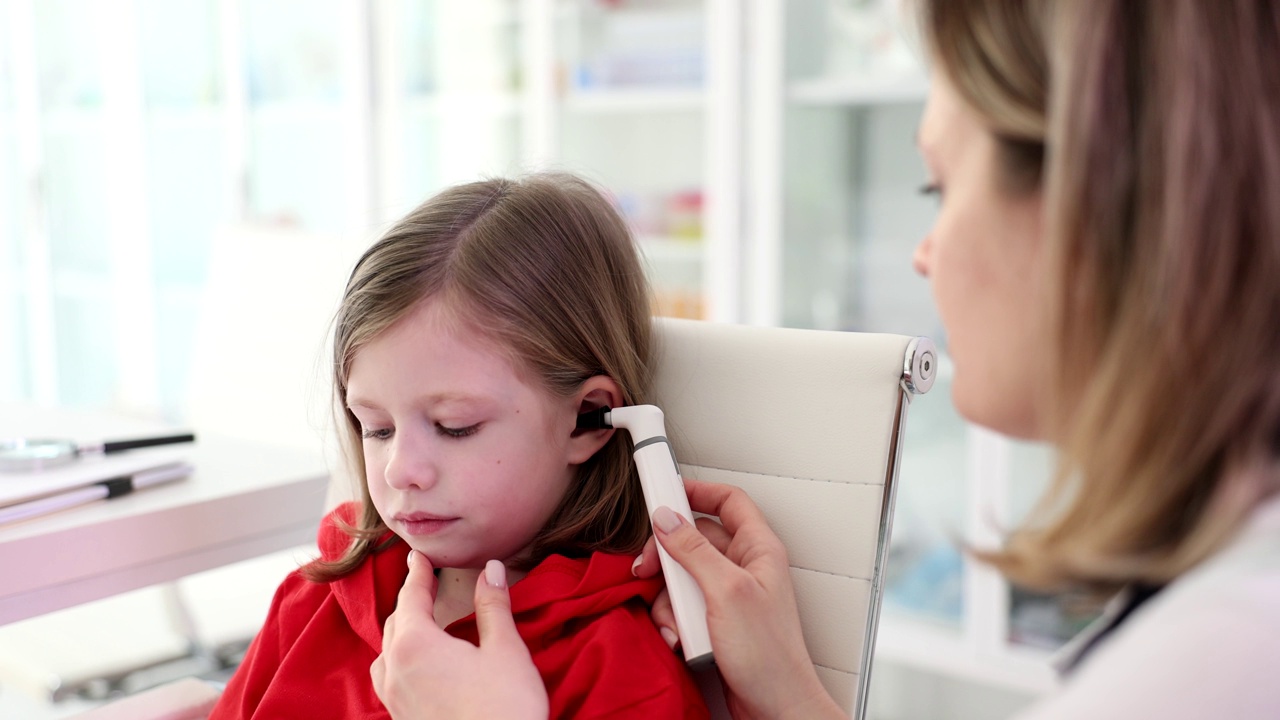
[609,405,714,668]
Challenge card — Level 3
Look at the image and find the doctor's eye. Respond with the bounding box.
[436,423,480,439]
[918,182,943,202]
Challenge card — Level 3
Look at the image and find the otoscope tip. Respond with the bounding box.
[576,406,612,430]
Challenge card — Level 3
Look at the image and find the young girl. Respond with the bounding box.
[209,173,709,719]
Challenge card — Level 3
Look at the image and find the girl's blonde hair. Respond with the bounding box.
[305,173,654,581]
[919,0,1280,593]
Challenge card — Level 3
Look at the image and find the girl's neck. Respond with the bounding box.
[433,564,529,630]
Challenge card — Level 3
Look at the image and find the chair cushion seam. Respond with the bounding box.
[682,463,883,487]
[788,565,874,582]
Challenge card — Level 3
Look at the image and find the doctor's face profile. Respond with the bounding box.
[344,297,579,569]
[913,73,1049,441]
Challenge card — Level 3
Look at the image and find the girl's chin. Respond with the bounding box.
[403,538,535,571]
[407,546,486,570]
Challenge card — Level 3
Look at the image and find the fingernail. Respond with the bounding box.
[485,559,507,589]
[631,555,643,577]
[653,506,682,534]
[659,626,679,650]
[406,550,417,568]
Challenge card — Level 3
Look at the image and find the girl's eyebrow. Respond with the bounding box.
[346,392,494,410]
[422,391,493,407]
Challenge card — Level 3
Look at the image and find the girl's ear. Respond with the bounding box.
[566,375,623,465]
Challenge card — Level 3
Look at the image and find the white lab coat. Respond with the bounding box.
[1017,494,1280,719]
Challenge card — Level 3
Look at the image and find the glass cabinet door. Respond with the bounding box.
[138,0,234,415]
[773,0,1067,698]
[0,1,32,402]
[553,0,711,320]
[776,0,965,630]
[241,0,365,233]
[373,0,524,226]
[33,0,121,407]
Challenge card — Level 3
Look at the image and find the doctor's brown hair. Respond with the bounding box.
[305,173,654,581]
[920,0,1280,593]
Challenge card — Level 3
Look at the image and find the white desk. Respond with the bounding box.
[0,406,330,625]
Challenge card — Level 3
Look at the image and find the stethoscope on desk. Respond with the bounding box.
[0,433,195,473]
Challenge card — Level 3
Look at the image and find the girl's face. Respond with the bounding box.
[346,298,601,568]
[913,74,1048,439]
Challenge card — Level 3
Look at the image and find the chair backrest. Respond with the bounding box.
[650,318,935,720]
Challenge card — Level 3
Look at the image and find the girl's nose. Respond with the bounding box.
[912,233,933,277]
[383,434,437,491]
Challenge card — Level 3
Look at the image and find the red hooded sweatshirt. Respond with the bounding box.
[210,503,709,719]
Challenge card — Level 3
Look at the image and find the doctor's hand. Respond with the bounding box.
[634,478,847,720]
[371,552,549,720]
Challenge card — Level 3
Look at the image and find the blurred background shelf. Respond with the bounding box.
[789,71,930,106]
[562,87,703,113]
[404,93,522,117]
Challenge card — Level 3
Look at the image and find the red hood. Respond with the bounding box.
[319,502,663,653]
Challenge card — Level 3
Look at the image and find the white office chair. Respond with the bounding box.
[74,317,935,720]
[652,317,935,720]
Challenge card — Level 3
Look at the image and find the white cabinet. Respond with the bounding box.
[538,0,743,322]
[551,0,711,320]
[369,0,740,321]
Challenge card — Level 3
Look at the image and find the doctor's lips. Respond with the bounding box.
[394,512,460,536]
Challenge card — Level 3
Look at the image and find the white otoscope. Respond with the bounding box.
[578,404,714,668]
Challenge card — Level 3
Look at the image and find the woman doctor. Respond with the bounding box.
[370,0,1280,717]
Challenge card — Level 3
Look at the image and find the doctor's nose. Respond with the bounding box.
[912,232,933,277]
[383,437,438,491]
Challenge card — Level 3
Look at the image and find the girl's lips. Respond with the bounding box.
[394,514,459,536]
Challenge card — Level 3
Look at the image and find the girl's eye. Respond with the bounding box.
[436,423,480,439]
[361,427,393,441]
[919,182,943,202]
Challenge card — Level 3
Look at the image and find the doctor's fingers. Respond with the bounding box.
[471,560,523,650]
[694,516,733,552]
[470,561,550,717]
[683,479,788,567]
[402,551,439,606]
[684,479,772,538]
[382,551,439,642]
[634,516,733,580]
